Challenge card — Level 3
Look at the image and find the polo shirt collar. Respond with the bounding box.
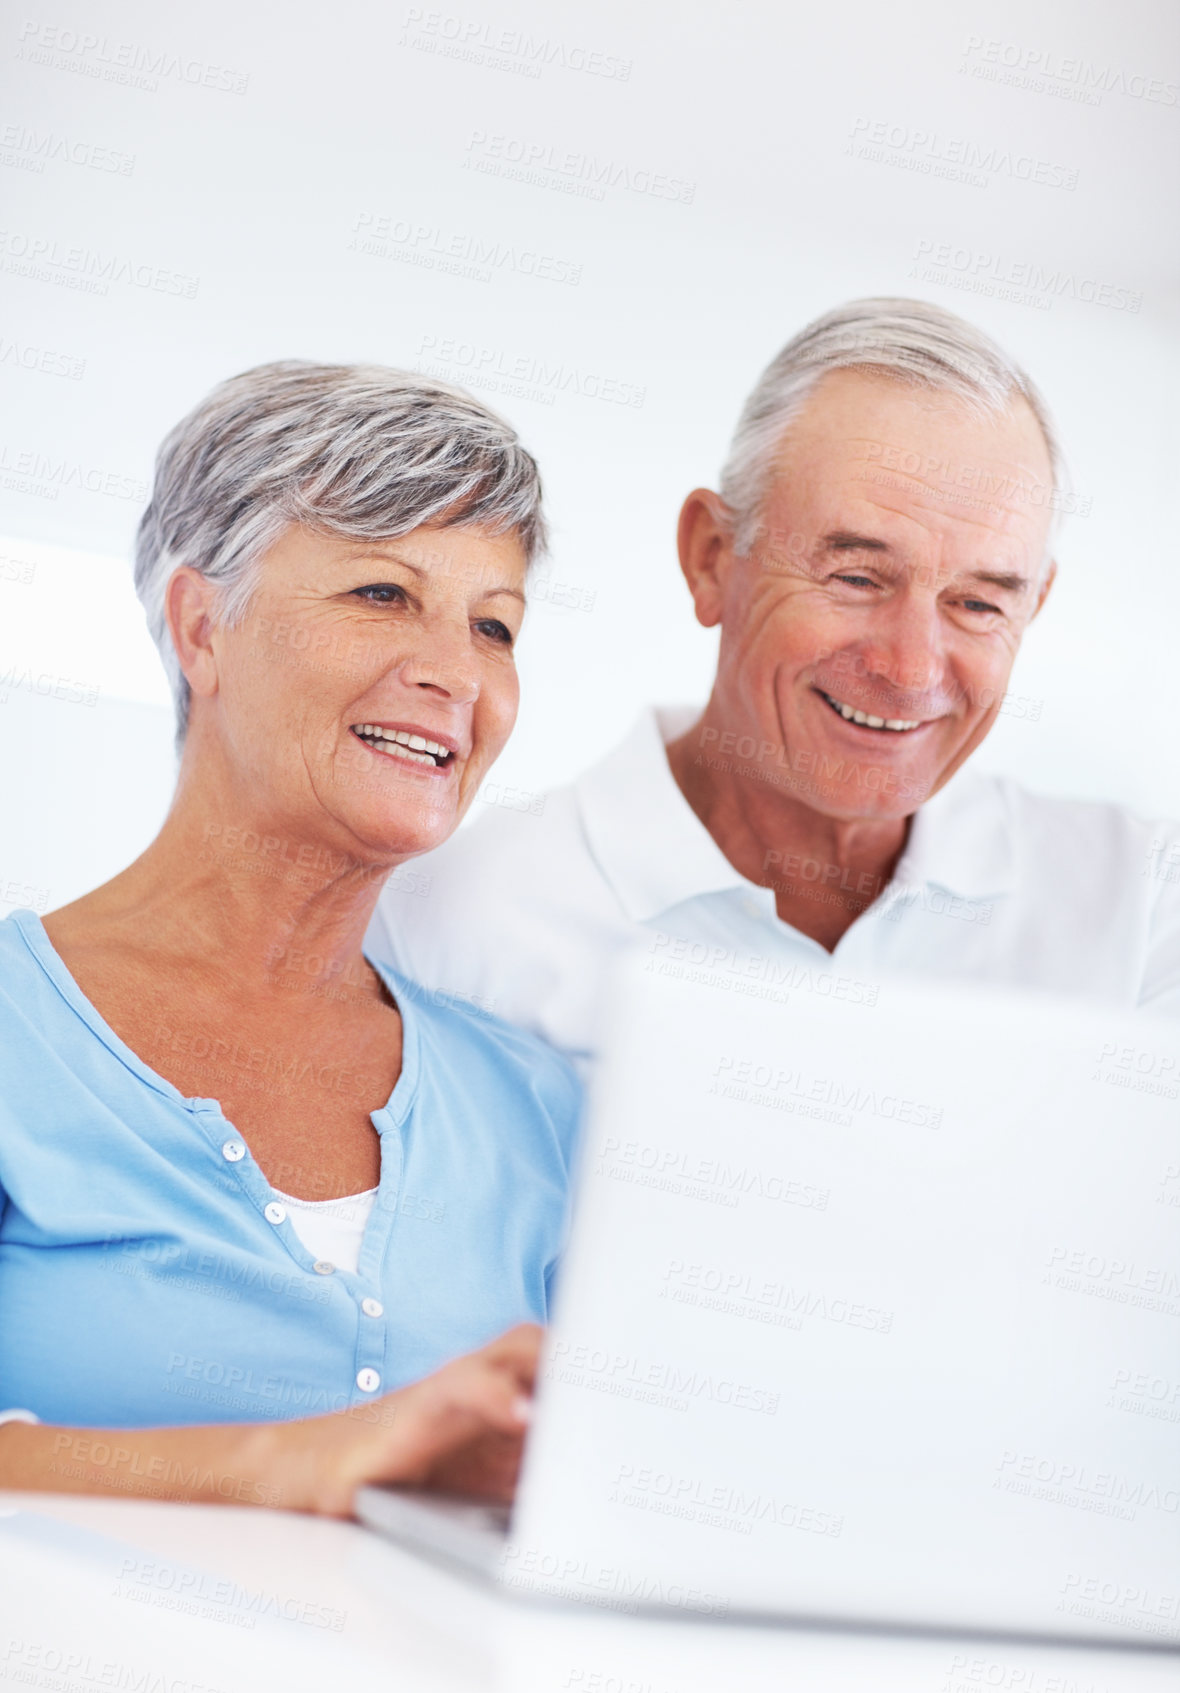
[895,766,1017,901]
[575,707,757,922]
[575,706,1018,924]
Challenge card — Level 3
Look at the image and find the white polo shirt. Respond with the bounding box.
[367,707,1180,1069]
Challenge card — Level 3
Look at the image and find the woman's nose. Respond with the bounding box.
[395,616,481,702]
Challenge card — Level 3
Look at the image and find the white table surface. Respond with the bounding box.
[2,1492,1177,1693]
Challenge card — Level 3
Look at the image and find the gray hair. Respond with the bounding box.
[719,297,1064,554]
[134,359,546,742]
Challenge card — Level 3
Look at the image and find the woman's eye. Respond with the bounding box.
[352,583,406,604]
[475,618,514,645]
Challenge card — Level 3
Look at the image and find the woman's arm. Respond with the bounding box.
[0,1324,538,1518]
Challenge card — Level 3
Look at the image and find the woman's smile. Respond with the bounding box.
[349,721,461,774]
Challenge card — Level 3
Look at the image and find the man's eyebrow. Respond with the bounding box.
[818,537,1031,595]
[821,531,891,552]
[962,569,1030,594]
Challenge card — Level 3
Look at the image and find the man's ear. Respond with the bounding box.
[677,488,737,630]
[165,567,221,703]
[1031,557,1057,620]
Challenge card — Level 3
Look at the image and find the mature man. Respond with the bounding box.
[368,298,1180,1068]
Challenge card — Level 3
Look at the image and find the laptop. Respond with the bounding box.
[358,955,1180,1648]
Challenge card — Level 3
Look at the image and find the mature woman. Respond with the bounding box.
[0,361,577,1515]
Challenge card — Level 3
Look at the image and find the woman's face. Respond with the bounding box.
[188,522,528,864]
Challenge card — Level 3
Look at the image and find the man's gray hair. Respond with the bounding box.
[134,359,546,741]
[719,297,1063,553]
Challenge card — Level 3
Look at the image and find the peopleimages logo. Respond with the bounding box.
[711,1054,943,1130]
[14,19,250,93]
[959,35,1178,107]
[611,1464,844,1539]
[847,116,1078,191]
[996,1449,1179,1520]
[350,211,582,287]
[463,129,695,205]
[912,237,1142,315]
[418,333,645,410]
[0,443,146,501]
[498,1543,730,1616]
[0,337,85,379]
[0,123,135,175]
[0,228,199,298]
[400,9,632,81]
[596,1133,831,1212]
[545,1338,782,1415]
[662,1259,895,1334]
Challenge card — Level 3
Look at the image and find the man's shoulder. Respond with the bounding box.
[369,774,633,1042]
[960,770,1179,898]
[418,780,590,892]
[986,772,1176,849]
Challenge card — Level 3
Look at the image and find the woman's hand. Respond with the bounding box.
[271,1323,541,1517]
[0,1325,542,1519]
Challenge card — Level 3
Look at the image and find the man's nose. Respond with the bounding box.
[396,614,480,702]
[857,593,946,697]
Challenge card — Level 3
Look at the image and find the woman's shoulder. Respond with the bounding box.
[0,908,53,1006]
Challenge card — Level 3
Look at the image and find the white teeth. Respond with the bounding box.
[822,694,919,732]
[377,744,436,766]
[353,725,452,763]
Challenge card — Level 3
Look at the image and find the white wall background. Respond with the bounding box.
[2,0,1178,915]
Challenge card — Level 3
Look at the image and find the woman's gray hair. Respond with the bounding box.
[719,297,1063,554]
[135,360,546,742]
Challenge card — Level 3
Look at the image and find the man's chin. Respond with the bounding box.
[791,769,935,821]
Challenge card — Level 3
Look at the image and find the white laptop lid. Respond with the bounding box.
[508,957,1180,1646]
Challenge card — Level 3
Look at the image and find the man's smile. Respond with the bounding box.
[815,689,924,734]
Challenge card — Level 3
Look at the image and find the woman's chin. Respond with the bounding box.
[341,808,458,866]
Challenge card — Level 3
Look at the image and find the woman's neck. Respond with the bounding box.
[47,765,400,1002]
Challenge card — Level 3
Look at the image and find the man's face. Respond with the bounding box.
[702,369,1056,818]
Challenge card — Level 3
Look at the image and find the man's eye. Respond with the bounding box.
[962,599,1001,616]
[352,583,405,604]
[475,618,514,645]
[833,572,877,589]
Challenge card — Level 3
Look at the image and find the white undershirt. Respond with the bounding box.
[272,1187,378,1275]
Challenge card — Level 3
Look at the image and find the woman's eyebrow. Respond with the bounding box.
[345,550,525,604]
[342,547,422,574]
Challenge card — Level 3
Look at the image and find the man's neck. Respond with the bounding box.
[664,715,912,952]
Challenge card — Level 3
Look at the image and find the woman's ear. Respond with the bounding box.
[165,568,221,703]
[676,489,736,630]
